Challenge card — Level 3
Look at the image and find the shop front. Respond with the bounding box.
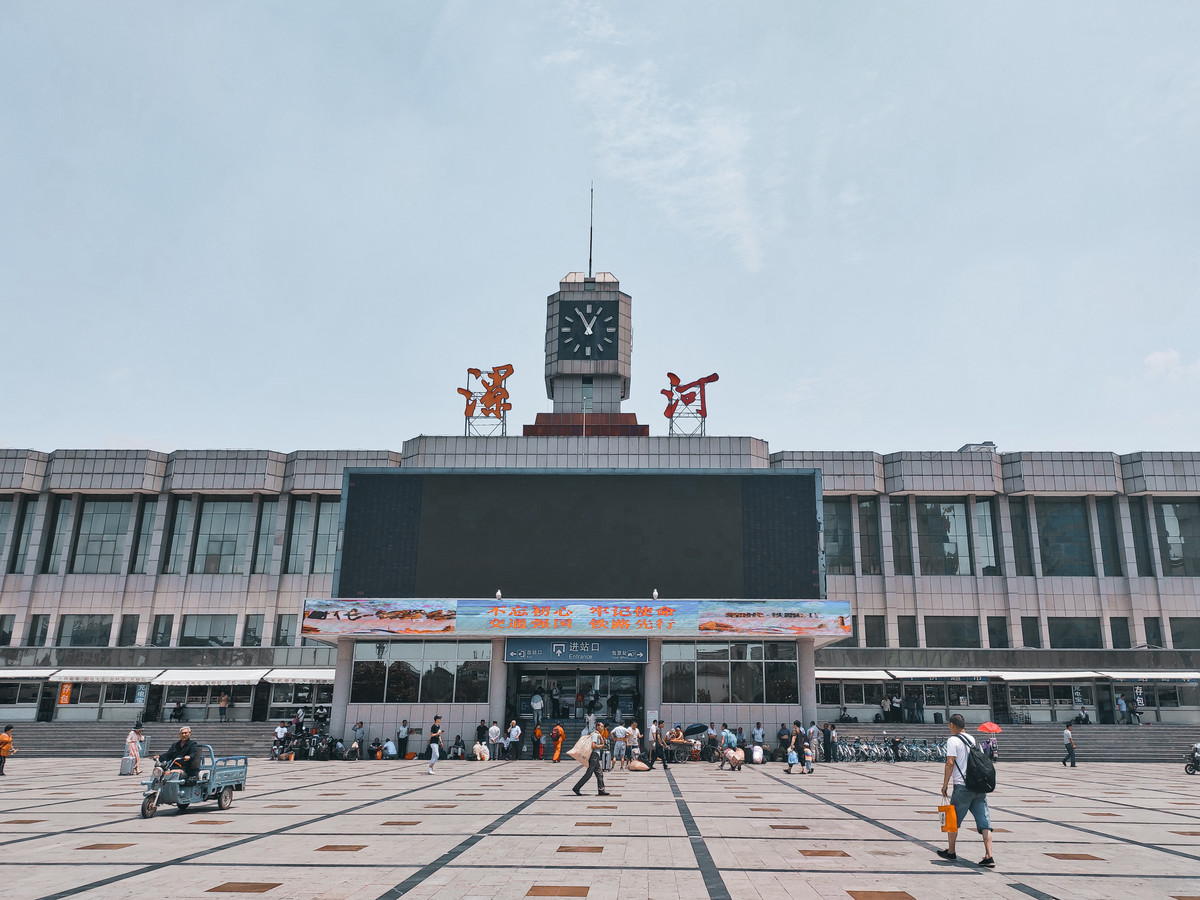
[150,668,271,723]
[0,669,58,723]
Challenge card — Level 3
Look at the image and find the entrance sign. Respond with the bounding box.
[505,638,648,664]
[303,597,851,639]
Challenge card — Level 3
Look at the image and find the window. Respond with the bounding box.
[8,496,37,574]
[824,498,854,574]
[1170,617,1200,649]
[130,498,157,574]
[71,499,132,574]
[150,614,174,647]
[274,614,297,647]
[1144,616,1163,648]
[1155,499,1200,576]
[924,683,945,707]
[0,614,12,646]
[818,683,841,705]
[193,499,253,574]
[916,499,972,575]
[350,641,491,704]
[898,615,918,648]
[1129,497,1155,576]
[117,614,140,646]
[1021,616,1042,648]
[419,657,455,703]
[662,641,796,703]
[179,614,237,647]
[858,497,881,575]
[351,661,386,703]
[1008,684,1031,705]
[730,660,764,703]
[56,614,113,647]
[162,497,192,574]
[312,498,339,574]
[662,661,695,703]
[696,643,731,703]
[0,682,41,705]
[923,616,981,648]
[1096,497,1123,576]
[1110,616,1131,649]
[386,653,420,702]
[843,683,864,705]
[864,615,886,647]
[831,615,858,648]
[242,614,264,647]
[987,616,1010,649]
[975,498,1003,575]
[889,498,913,575]
[42,496,73,574]
[1048,617,1103,649]
[24,614,49,647]
[252,499,277,574]
[1036,498,1094,576]
[284,497,312,574]
[455,657,489,703]
[0,498,11,563]
[1008,497,1035,576]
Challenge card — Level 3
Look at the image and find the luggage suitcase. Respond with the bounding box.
[120,755,136,776]
[752,745,763,765]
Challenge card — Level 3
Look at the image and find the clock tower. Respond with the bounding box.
[523,272,648,436]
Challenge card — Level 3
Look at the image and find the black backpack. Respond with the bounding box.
[952,734,996,793]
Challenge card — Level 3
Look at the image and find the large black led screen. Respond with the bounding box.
[335,470,821,600]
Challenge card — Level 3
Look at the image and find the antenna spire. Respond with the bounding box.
[588,183,593,278]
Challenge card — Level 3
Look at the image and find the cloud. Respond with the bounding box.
[1142,348,1200,382]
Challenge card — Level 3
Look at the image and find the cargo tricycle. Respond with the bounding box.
[140,744,248,818]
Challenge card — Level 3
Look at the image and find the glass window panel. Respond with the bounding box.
[947,683,969,706]
[117,614,139,646]
[923,616,981,648]
[241,614,263,647]
[150,614,174,647]
[24,614,50,647]
[968,685,989,706]
[78,683,102,704]
[817,683,841,705]
[105,683,129,703]
[898,616,918,648]
[764,661,798,703]
[419,659,455,704]
[1169,617,1200,649]
[764,641,796,660]
[351,661,385,703]
[1129,497,1156,576]
[889,497,913,576]
[71,499,131,575]
[864,615,886,647]
[457,641,491,660]
[924,683,945,706]
[130,498,157,574]
[42,496,73,574]
[1096,497,1123,576]
[695,661,729,703]
[56,614,113,647]
[1036,498,1094,576]
[385,660,420,702]
[271,683,294,704]
[696,643,728,661]
[179,614,236,647]
[729,661,764,703]
[975,498,1002,575]
[843,683,864,704]
[9,496,37,574]
[192,499,253,574]
[916,499,972,575]
[163,498,192,574]
[274,614,297,647]
[662,661,695,702]
[1110,616,1131,649]
[1048,617,1103,649]
[1008,497,1035,576]
[312,498,340,574]
[1155,499,1200,576]
[454,660,489,703]
[1021,616,1042,648]
[863,684,884,706]
[661,642,695,661]
[987,615,1010,649]
[1052,684,1074,705]
[1144,616,1163,648]
[284,496,312,574]
[858,497,881,575]
[0,497,10,561]
[0,614,13,647]
[823,498,854,574]
[253,499,278,574]
[354,641,393,661]
[1009,684,1031,705]
[0,683,16,704]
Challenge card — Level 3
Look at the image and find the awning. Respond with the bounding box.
[51,669,162,684]
[1097,670,1200,681]
[264,668,336,684]
[0,668,60,680]
[998,671,1101,681]
[815,669,894,681]
[153,668,271,686]
[885,669,1007,680]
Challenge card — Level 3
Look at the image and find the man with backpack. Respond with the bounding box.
[937,713,996,869]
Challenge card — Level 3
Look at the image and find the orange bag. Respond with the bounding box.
[938,803,958,833]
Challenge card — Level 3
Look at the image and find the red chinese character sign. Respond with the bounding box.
[457,364,514,437]
[662,371,719,436]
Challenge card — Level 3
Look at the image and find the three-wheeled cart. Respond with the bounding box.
[140,744,248,818]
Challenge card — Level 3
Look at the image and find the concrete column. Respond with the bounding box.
[879,493,896,575]
[798,638,817,726]
[1086,496,1104,576]
[330,637,354,738]
[907,496,921,576]
[1027,496,1044,577]
[995,495,1017,577]
[144,494,170,576]
[1115,496,1139,578]
[21,493,50,577]
[243,495,261,576]
[488,637,507,727]
[644,639,662,723]
[849,496,862,576]
[968,496,982,577]
[0,495,17,575]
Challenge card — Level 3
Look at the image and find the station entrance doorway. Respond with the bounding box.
[510,664,643,733]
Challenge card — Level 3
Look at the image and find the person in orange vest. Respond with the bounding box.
[551,722,565,762]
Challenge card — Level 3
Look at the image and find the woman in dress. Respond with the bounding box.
[125,725,143,775]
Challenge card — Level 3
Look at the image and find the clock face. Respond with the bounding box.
[559,300,617,358]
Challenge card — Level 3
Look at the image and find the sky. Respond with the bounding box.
[2,1,1199,456]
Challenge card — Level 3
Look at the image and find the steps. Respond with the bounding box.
[8,721,275,760]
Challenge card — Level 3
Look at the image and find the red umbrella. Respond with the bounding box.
[978,721,1002,734]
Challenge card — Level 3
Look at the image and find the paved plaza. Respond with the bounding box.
[0,753,1198,899]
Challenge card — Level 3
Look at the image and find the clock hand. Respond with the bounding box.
[584,314,598,335]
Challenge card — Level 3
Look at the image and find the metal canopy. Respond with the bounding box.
[0,668,60,680]
[998,671,1103,681]
[814,669,894,681]
[152,668,271,686]
[263,668,336,684]
[1097,670,1200,681]
[884,669,1007,680]
[52,669,163,684]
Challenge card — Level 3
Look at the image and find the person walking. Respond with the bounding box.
[125,725,144,775]
[1062,723,1076,767]
[0,725,15,775]
[397,720,410,760]
[572,721,610,796]
[803,741,814,774]
[551,722,565,762]
[1117,694,1128,724]
[426,715,444,775]
[785,720,802,774]
[937,713,996,868]
[653,720,672,771]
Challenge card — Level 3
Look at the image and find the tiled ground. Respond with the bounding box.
[1,754,1198,899]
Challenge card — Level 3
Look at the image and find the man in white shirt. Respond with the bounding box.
[611,723,629,770]
[487,721,501,762]
[1062,724,1076,767]
[383,738,398,759]
[752,723,765,746]
[507,720,522,760]
[937,713,995,868]
[396,720,409,760]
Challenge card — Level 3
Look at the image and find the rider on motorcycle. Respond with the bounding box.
[155,726,201,782]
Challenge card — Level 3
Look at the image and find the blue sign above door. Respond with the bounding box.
[505,637,648,664]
